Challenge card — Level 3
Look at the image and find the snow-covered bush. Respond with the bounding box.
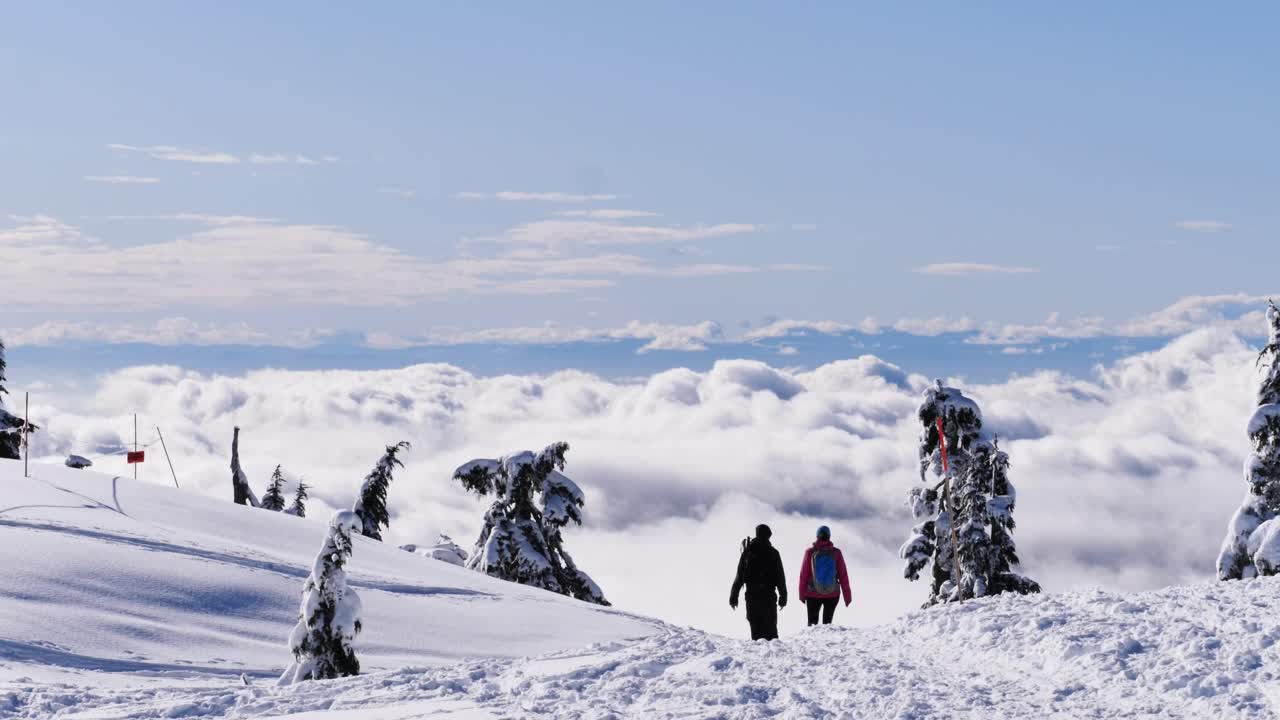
[261,465,288,511]
[285,482,309,518]
[352,442,410,541]
[1218,301,1280,580]
[279,510,364,685]
[454,442,608,605]
[401,533,469,566]
[899,381,1039,606]
[230,427,259,507]
[65,455,93,469]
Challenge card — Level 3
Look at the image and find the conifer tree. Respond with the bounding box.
[352,442,410,541]
[899,381,1039,606]
[0,339,34,461]
[230,427,260,507]
[278,511,363,685]
[453,442,608,605]
[286,482,310,518]
[1218,301,1280,579]
[261,465,288,511]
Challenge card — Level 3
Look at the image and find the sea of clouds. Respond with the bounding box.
[17,326,1262,638]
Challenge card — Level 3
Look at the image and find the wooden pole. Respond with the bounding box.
[23,392,29,478]
[156,426,179,489]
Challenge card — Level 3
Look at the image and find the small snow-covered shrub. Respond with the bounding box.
[279,510,364,685]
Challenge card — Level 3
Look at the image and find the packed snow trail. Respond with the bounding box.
[9,579,1280,718]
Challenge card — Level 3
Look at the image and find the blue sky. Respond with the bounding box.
[1,3,1276,376]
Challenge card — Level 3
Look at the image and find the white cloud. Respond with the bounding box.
[108,144,336,166]
[84,175,161,185]
[376,188,417,199]
[18,327,1261,635]
[913,263,1039,276]
[891,316,977,336]
[108,143,240,165]
[454,191,620,203]
[3,318,331,348]
[250,153,336,166]
[555,210,661,220]
[502,218,757,247]
[0,215,775,309]
[742,320,854,341]
[1174,220,1234,233]
[94,213,278,225]
[1115,293,1271,338]
[373,320,723,354]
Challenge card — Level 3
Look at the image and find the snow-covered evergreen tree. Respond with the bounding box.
[454,442,608,605]
[0,339,33,461]
[352,442,410,542]
[230,427,259,507]
[285,482,310,518]
[1218,301,1280,580]
[899,381,1039,606]
[261,465,288,511]
[278,510,363,685]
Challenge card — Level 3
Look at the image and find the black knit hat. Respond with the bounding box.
[755,523,772,540]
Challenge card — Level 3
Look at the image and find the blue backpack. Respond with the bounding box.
[810,546,839,595]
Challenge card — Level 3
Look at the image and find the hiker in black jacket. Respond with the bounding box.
[729,523,788,640]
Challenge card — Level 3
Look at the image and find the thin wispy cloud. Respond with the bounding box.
[108,143,240,164]
[913,263,1039,276]
[83,175,161,185]
[556,209,660,219]
[376,187,418,199]
[1173,220,1234,233]
[454,191,620,203]
[503,218,756,246]
[108,144,336,166]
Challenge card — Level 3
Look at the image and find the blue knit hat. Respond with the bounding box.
[817,525,831,541]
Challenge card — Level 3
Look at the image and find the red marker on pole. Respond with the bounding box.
[936,416,950,475]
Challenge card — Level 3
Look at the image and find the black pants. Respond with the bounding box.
[806,597,838,626]
[745,595,778,640]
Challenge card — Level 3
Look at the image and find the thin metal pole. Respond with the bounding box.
[156,426,179,489]
[23,392,29,478]
[133,414,138,481]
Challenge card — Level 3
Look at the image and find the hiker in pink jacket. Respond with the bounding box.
[798,526,852,626]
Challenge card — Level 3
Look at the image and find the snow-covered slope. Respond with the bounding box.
[5,459,1280,718]
[0,460,659,685]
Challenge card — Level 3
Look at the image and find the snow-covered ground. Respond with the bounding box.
[4,460,1280,718]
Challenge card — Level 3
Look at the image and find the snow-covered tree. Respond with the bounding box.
[261,465,288,511]
[279,510,363,685]
[899,381,1039,606]
[230,427,259,507]
[285,482,310,518]
[0,339,34,461]
[1218,301,1280,580]
[352,442,410,542]
[454,442,608,605]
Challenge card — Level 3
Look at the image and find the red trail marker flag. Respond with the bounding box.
[936,417,950,475]
[127,450,145,464]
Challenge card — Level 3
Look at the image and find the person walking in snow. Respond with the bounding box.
[729,524,788,640]
[798,526,851,626]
